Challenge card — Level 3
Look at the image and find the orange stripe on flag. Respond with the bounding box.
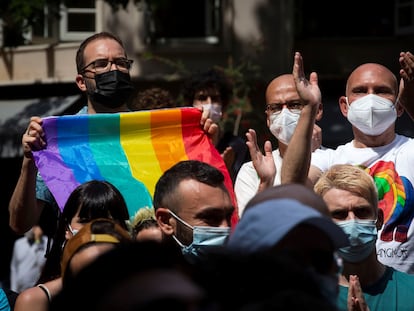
[151,108,189,172]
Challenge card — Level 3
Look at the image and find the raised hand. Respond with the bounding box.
[23,116,46,158]
[281,52,322,185]
[399,51,414,82]
[200,106,220,145]
[398,51,414,120]
[245,128,276,191]
[292,52,322,109]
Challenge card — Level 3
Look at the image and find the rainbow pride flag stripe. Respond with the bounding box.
[33,107,236,220]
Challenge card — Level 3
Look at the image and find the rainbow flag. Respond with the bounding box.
[32,107,238,224]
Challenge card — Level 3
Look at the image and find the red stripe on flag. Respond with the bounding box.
[180,108,239,227]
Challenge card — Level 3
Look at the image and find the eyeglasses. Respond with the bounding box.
[266,102,304,114]
[81,58,133,74]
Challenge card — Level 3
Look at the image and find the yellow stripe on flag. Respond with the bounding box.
[120,111,162,196]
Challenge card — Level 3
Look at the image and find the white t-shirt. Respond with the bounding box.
[234,149,283,217]
[10,235,48,292]
[311,134,414,274]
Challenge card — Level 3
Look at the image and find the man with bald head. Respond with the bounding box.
[234,74,324,216]
[282,51,414,274]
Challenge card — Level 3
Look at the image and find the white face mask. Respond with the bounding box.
[68,224,79,236]
[203,103,222,123]
[269,108,300,145]
[346,94,396,136]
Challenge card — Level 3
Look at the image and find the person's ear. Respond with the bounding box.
[315,102,323,121]
[376,208,384,230]
[266,110,271,128]
[64,227,72,241]
[75,74,87,92]
[155,207,174,236]
[395,98,405,117]
[339,96,348,118]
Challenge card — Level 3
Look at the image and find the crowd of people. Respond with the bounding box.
[2,30,414,311]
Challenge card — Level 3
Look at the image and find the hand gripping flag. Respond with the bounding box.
[32,107,239,226]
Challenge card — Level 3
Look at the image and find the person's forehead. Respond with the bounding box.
[266,81,299,104]
[178,180,231,206]
[323,188,374,212]
[175,179,232,218]
[348,64,396,89]
[83,38,126,63]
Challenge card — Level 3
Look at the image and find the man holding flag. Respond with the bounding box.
[9,31,227,236]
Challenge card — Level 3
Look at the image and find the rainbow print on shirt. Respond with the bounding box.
[367,161,414,243]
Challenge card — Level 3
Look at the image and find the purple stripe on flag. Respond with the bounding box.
[33,117,81,211]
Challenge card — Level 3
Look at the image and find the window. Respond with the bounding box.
[31,6,54,43]
[396,0,414,34]
[294,0,394,38]
[146,0,221,45]
[60,0,97,41]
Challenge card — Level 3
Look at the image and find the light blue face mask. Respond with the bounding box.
[336,219,377,263]
[169,210,231,262]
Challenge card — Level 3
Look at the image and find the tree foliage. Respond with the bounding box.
[1,0,42,46]
[0,0,143,47]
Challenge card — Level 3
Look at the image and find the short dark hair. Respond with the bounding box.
[130,87,175,111]
[181,68,233,108]
[153,160,227,213]
[76,32,126,74]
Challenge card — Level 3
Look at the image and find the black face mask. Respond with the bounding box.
[89,70,134,109]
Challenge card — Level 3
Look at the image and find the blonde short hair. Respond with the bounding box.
[314,164,378,214]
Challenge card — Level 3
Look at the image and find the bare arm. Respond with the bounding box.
[281,52,321,186]
[398,51,414,121]
[9,117,46,234]
[14,278,62,311]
